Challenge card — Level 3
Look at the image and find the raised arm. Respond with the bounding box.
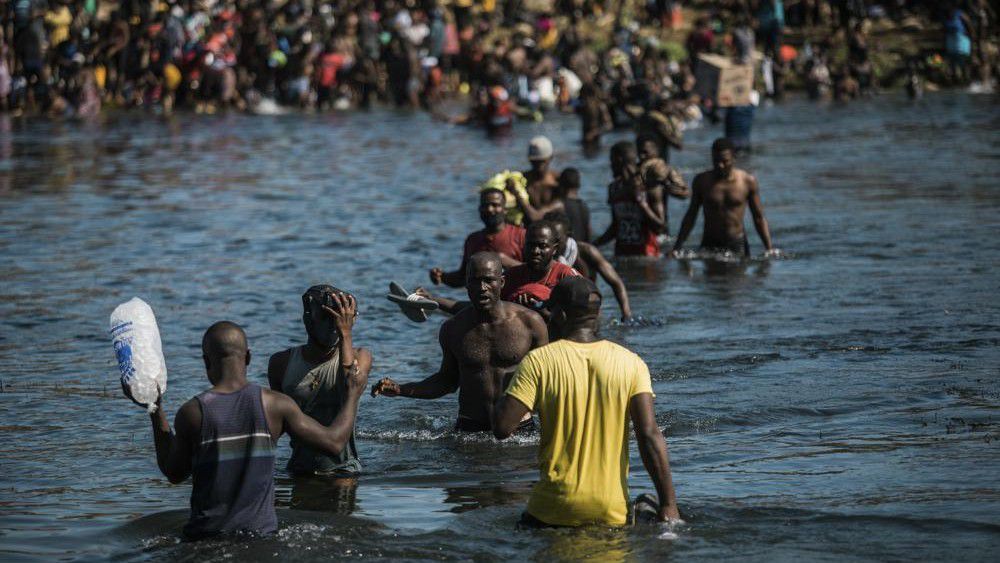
[578,241,632,320]
[371,324,460,399]
[671,176,703,254]
[629,393,680,521]
[273,348,371,455]
[514,189,565,224]
[665,168,690,199]
[592,215,617,247]
[149,397,199,484]
[746,174,774,252]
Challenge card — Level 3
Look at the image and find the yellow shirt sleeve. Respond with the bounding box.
[505,353,540,411]
[630,354,655,398]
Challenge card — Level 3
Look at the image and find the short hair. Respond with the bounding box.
[467,251,503,276]
[558,168,580,190]
[712,138,735,153]
[526,219,556,241]
[543,211,571,234]
[480,187,505,201]
[610,141,637,161]
[636,134,662,151]
[202,321,248,359]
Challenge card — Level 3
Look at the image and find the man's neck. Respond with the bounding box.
[484,222,506,235]
[213,371,249,393]
[476,300,505,323]
[527,260,553,280]
[562,328,599,344]
[303,339,338,362]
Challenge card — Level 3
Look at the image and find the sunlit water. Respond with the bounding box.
[1,92,998,561]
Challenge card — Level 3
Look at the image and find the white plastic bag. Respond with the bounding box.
[109,297,167,413]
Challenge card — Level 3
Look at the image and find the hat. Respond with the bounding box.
[528,136,553,161]
[550,276,601,312]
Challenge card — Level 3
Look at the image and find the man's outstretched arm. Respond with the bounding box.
[578,241,632,320]
[630,393,680,521]
[372,326,460,399]
[493,395,531,440]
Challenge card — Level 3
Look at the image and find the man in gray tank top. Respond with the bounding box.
[267,285,364,476]
[148,316,370,539]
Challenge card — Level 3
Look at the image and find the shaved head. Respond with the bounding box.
[202,321,248,360]
[467,251,503,277]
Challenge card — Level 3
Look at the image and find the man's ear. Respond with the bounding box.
[246,349,252,367]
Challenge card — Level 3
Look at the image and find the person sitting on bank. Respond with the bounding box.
[493,277,680,527]
[148,318,370,539]
[429,188,526,288]
[267,285,366,477]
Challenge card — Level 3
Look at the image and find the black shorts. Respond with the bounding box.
[701,234,750,257]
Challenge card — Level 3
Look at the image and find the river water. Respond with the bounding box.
[1,92,999,561]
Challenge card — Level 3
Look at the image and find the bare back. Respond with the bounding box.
[441,302,547,426]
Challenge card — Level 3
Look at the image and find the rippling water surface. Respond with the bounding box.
[1,93,999,561]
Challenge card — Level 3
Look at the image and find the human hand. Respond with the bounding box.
[764,248,782,259]
[414,286,433,299]
[321,292,357,337]
[429,268,444,285]
[371,377,401,398]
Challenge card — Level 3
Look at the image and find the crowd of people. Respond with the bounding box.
[1,1,994,119]
[146,129,778,536]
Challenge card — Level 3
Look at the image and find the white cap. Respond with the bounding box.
[528,136,553,161]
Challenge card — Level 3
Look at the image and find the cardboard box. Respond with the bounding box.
[695,53,755,107]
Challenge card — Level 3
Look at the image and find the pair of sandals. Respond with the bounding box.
[385,282,439,322]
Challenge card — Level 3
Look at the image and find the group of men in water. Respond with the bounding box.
[147,133,775,538]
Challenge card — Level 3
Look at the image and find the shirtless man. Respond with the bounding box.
[671,138,775,257]
[525,136,560,207]
[371,252,548,432]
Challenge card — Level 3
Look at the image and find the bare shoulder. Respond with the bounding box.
[260,387,295,413]
[175,397,203,437]
[507,301,544,326]
[736,168,758,187]
[692,171,712,189]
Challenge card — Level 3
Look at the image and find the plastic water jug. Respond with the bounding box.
[109,297,167,413]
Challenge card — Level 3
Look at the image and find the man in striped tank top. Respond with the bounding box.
[148,315,371,540]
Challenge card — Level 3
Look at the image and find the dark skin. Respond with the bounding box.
[548,219,632,321]
[420,224,564,317]
[149,321,371,485]
[267,292,360,393]
[671,147,776,255]
[525,158,560,206]
[372,254,548,430]
[593,164,666,248]
[430,190,520,288]
[492,296,680,522]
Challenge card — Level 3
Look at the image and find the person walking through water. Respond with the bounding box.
[267,285,366,477]
[148,318,371,539]
[372,252,548,433]
[671,138,776,258]
[493,277,681,527]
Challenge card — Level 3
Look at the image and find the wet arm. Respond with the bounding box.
[441,256,467,288]
[515,190,564,223]
[638,186,666,231]
[279,349,371,455]
[630,393,680,520]
[266,351,289,391]
[671,183,702,252]
[747,176,773,251]
[580,242,632,320]
[592,216,617,247]
[150,399,197,484]
[398,330,461,399]
[492,395,531,440]
[666,169,691,199]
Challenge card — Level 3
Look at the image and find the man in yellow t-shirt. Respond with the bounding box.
[493,277,680,527]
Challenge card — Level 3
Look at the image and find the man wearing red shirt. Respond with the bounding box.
[502,221,580,313]
[430,189,526,288]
